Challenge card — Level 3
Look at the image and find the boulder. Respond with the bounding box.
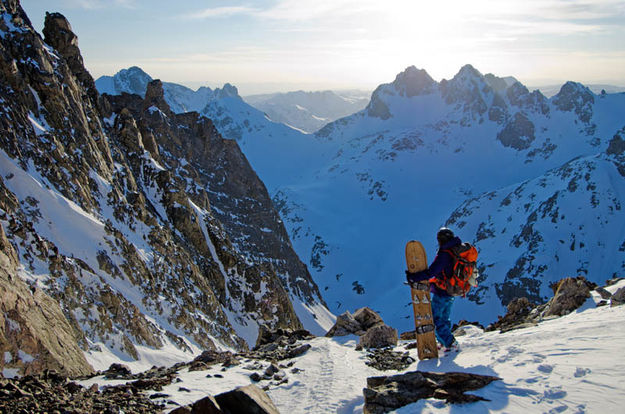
[611,287,625,307]
[359,324,398,349]
[214,384,280,414]
[353,307,384,330]
[485,297,536,332]
[544,276,592,317]
[399,331,416,341]
[325,311,362,337]
[103,363,132,379]
[363,370,501,413]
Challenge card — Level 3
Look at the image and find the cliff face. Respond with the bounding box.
[0,219,94,377]
[0,0,328,375]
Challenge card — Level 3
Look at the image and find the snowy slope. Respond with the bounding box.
[95,67,323,189]
[96,67,228,114]
[445,137,625,322]
[96,64,625,336]
[80,283,625,413]
[243,90,370,133]
[265,66,625,333]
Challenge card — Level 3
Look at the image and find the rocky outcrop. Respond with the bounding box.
[326,307,397,349]
[553,81,594,123]
[487,276,601,332]
[485,297,537,332]
[0,370,163,413]
[366,88,392,120]
[543,276,594,317]
[0,224,94,377]
[365,349,414,371]
[214,385,280,414]
[363,370,501,413]
[496,112,536,150]
[359,324,398,350]
[42,12,99,107]
[392,66,436,97]
[172,384,281,414]
[611,287,625,307]
[0,0,328,372]
[325,310,363,337]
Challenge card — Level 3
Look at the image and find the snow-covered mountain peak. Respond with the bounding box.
[391,65,437,97]
[454,63,484,82]
[553,81,595,123]
[214,82,240,99]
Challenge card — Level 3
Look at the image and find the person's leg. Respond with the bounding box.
[431,293,455,347]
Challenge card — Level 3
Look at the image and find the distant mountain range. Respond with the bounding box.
[532,84,625,98]
[94,62,625,334]
[243,90,370,133]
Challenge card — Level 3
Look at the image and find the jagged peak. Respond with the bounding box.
[453,64,484,81]
[555,81,594,98]
[143,79,172,116]
[484,73,519,92]
[118,66,152,79]
[214,83,240,99]
[391,65,436,97]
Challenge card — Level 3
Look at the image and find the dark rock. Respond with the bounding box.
[103,363,132,379]
[496,112,536,150]
[353,307,384,330]
[325,311,362,337]
[605,277,625,287]
[264,364,279,377]
[255,325,314,348]
[366,349,414,371]
[149,393,170,399]
[286,343,311,359]
[359,324,398,349]
[485,297,535,332]
[363,370,501,413]
[544,276,592,317]
[190,395,222,413]
[553,81,595,123]
[595,287,612,299]
[214,384,280,414]
[250,372,262,382]
[399,331,416,341]
[611,287,625,307]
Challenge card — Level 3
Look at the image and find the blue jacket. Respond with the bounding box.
[407,236,462,296]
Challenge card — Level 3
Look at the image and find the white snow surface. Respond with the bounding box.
[79,295,625,413]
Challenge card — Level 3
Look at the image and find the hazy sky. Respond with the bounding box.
[21,0,625,95]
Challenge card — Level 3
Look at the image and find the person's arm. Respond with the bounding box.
[406,250,451,283]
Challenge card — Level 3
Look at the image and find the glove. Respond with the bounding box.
[405,270,415,283]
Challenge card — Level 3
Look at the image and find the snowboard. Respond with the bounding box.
[405,240,439,360]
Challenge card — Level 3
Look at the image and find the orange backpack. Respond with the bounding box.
[433,243,479,296]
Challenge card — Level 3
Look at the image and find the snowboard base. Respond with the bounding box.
[405,241,439,360]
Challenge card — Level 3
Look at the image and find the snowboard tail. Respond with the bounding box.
[405,240,438,360]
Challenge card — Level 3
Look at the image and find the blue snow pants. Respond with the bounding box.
[431,292,455,347]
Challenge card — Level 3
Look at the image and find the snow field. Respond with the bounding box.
[78,297,625,413]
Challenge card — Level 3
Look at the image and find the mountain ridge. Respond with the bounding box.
[0,0,331,377]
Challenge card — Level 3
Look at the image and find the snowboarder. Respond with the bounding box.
[406,227,461,352]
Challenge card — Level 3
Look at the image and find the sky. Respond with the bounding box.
[20,0,625,95]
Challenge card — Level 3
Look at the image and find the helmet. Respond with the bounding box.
[437,227,455,245]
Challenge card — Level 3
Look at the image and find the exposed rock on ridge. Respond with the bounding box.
[0,0,328,375]
[0,223,94,377]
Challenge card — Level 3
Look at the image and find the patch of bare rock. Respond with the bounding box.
[326,307,398,350]
[486,276,624,333]
[363,370,501,413]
